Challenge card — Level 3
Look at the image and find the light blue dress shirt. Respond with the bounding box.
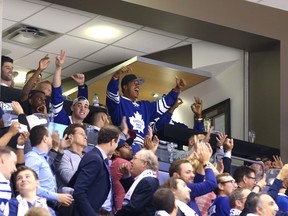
[25,147,58,201]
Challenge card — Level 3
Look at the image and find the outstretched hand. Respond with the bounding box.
[175,76,186,92]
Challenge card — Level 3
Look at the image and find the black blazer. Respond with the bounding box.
[115,175,159,216]
[71,147,111,216]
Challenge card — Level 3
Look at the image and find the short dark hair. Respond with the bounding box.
[63,123,86,137]
[233,166,255,184]
[97,125,120,145]
[153,188,175,213]
[1,55,13,67]
[15,166,39,182]
[169,159,190,177]
[30,125,49,147]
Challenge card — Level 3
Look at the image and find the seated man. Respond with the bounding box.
[161,176,198,216]
[229,188,251,216]
[169,141,217,216]
[208,173,238,216]
[153,188,178,216]
[115,149,159,216]
[233,165,266,193]
[51,50,89,125]
[0,147,17,214]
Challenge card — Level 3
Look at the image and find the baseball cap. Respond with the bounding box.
[117,137,134,150]
[121,74,144,88]
[72,96,89,106]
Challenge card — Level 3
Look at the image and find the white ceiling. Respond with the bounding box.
[2,0,287,89]
[1,0,201,88]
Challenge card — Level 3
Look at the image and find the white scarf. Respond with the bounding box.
[155,210,170,216]
[4,195,49,216]
[123,169,157,206]
[176,200,198,216]
[230,208,242,216]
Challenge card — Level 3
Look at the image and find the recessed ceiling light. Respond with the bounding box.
[86,26,120,40]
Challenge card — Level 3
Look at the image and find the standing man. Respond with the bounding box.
[115,149,159,216]
[51,50,89,125]
[24,125,73,208]
[57,124,87,190]
[0,147,17,214]
[71,125,120,216]
[208,173,238,216]
[1,56,14,88]
[106,67,186,149]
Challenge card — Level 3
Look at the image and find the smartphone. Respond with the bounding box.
[0,103,13,112]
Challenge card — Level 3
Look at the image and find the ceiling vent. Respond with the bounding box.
[2,24,62,49]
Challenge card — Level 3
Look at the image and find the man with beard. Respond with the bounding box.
[1,56,14,88]
[71,125,120,216]
[110,137,133,211]
[106,67,186,152]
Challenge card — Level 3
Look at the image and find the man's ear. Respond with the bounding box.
[218,182,224,191]
[70,105,74,112]
[172,172,180,178]
[235,200,242,208]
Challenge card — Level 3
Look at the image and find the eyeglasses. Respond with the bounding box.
[220,180,237,185]
[246,176,256,180]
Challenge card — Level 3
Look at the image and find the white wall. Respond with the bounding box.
[172,42,245,140]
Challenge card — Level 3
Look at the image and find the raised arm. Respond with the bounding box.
[21,55,50,102]
[53,50,66,88]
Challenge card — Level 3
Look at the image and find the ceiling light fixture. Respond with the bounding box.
[86,25,120,40]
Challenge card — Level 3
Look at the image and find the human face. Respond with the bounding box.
[1,152,17,180]
[72,101,89,120]
[123,80,140,101]
[45,128,52,149]
[173,179,191,203]
[244,172,257,190]
[257,194,279,216]
[131,152,146,177]
[30,92,46,113]
[178,162,195,183]
[117,143,133,160]
[16,170,39,194]
[238,189,251,210]
[72,127,87,147]
[219,176,237,196]
[1,62,13,81]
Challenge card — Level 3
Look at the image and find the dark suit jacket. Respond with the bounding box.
[71,147,110,216]
[115,175,159,216]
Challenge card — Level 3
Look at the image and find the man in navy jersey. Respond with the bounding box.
[106,67,186,152]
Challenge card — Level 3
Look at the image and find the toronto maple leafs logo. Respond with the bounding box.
[129,111,145,133]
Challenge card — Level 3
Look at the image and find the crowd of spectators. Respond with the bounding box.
[0,51,286,216]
